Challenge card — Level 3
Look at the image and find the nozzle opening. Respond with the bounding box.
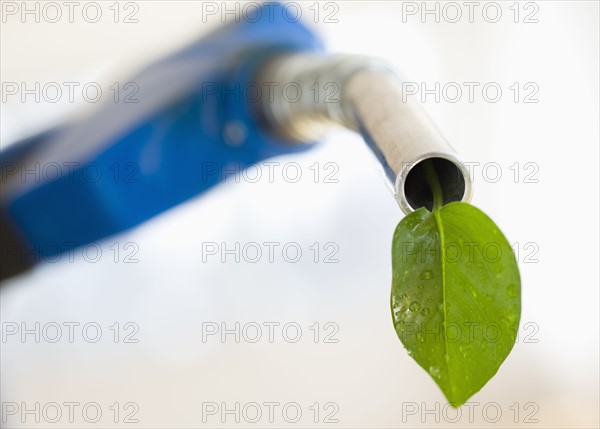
[403,157,467,212]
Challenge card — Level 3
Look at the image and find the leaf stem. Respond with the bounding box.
[423,160,443,212]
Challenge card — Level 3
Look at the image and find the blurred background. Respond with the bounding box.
[1,1,598,427]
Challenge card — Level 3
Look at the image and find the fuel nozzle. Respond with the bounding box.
[257,53,473,214]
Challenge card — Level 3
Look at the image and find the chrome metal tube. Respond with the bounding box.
[257,53,473,214]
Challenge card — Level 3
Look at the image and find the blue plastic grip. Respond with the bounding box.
[1,3,323,261]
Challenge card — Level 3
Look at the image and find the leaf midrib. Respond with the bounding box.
[433,208,453,391]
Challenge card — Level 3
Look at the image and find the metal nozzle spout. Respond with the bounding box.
[256,53,473,214]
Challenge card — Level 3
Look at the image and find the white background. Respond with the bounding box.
[1,1,599,428]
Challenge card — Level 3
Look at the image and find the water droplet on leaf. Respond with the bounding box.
[429,366,441,378]
[506,283,517,298]
[420,270,433,280]
[409,302,421,312]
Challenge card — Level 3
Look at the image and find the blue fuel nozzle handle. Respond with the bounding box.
[0,3,323,275]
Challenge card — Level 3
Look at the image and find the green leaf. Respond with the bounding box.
[390,202,521,406]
